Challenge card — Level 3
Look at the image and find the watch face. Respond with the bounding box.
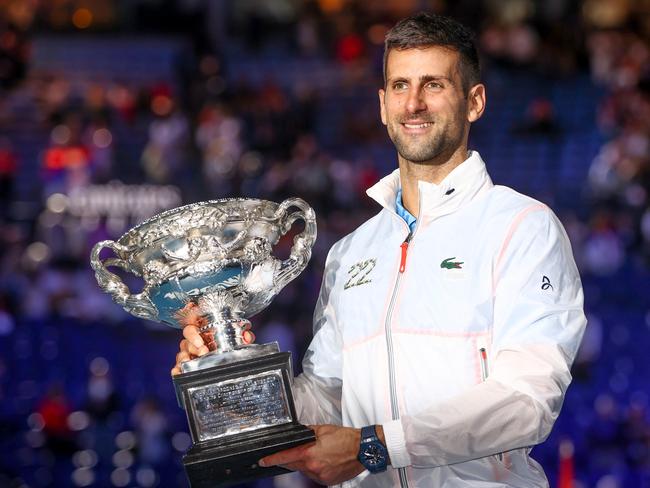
[361,444,385,466]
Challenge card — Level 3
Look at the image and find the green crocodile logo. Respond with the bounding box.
[440,257,463,269]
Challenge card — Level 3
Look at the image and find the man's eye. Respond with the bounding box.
[426,82,442,89]
[393,82,407,90]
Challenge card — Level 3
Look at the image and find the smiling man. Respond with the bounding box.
[174,12,586,487]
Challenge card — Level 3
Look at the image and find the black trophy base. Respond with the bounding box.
[183,423,315,488]
[173,350,316,488]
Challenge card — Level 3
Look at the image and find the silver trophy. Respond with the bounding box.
[90,197,317,488]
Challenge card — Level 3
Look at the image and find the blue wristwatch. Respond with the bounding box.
[357,425,389,473]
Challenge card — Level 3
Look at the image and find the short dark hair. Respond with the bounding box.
[383,12,481,93]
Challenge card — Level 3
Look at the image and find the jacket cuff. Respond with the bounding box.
[382,419,412,468]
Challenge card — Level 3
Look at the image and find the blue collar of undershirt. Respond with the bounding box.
[395,189,417,232]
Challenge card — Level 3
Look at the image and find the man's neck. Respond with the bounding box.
[399,146,469,217]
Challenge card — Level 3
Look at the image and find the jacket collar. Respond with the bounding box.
[366,150,494,221]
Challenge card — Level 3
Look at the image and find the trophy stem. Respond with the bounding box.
[200,308,251,354]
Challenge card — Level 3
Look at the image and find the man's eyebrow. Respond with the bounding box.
[387,76,408,84]
[387,75,455,85]
[420,74,455,85]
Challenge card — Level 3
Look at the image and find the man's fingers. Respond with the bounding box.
[176,349,191,365]
[240,322,255,345]
[174,310,211,378]
[178,338,205,357]
[259,444,312,467]
[183,325,205,349]
[188,342,210,358]
[175,340,209,375]
[242,330,255,344]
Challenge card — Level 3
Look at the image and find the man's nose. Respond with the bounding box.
[405,87,426,114]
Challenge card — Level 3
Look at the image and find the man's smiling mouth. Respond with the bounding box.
[403,122,433,129]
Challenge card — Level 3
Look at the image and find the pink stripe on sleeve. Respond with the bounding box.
[492,203,546,294]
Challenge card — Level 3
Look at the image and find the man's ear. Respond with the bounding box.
[378,88,387,126]
[467,83,486,123]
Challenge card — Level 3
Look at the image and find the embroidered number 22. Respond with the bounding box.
[344,259,376,290]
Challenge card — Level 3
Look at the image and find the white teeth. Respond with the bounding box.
[404,123,432,129]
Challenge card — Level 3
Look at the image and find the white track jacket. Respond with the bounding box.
[293,151,587,487]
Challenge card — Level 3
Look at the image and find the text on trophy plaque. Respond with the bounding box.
[188,371,292,442]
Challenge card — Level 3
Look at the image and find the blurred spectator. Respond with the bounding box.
[295,6,322,57]
[572,313,603,382]
[582,211,625,276]
[196,101,244,195]
[480,22,540,69]
[41,114,91,196]
[39,76,73,122]
[131,397,170,466]
[35,384,76,456]
[288,133,332,214]
[106,82,139,124]
[141,93,190,184]
[248,79,293,155]
[620,398,650,468]
[335,30,366,64]
[82,101,115,183]
[0,16,28,90]
[513,98,562,136]
[86,357,119,422]
[0,136,17,211]
[0,292,14,339]
[588,394,626,475]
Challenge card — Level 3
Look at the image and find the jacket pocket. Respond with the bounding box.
[476,341,507,465]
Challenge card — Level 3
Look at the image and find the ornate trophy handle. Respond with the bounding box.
[90,240,158,320]
[273,197,317,290]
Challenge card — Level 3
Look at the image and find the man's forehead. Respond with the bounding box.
[385,46,460,79]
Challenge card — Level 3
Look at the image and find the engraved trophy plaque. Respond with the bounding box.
[90,198,317,487]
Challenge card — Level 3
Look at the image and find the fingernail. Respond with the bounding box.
[258,459,267,467]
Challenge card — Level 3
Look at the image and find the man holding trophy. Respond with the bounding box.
[167,12,585,488]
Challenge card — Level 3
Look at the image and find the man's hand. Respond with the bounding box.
[171,302,255,376]
[170,326,210,376]
[259,425,366,485]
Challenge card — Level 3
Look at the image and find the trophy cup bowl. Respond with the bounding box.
[90,197,317,487]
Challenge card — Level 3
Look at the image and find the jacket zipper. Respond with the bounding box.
[385,210,419,488]
[399,235,411,273]
[479,347,489,381]
[478,345,504,463]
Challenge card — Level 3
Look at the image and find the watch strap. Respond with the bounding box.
[360,425,378,443]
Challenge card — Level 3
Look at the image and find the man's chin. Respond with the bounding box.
[396,146,440,164]
[399,155,439,164]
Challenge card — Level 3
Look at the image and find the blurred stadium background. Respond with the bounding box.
[0,0,649,487]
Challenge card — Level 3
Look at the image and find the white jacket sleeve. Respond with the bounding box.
[292,246,344,425]
[383,206,587,468]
